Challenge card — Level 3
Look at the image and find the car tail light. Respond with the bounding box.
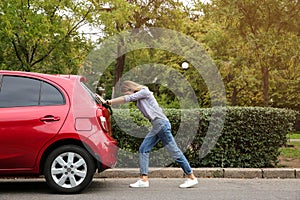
[96,108,112,136]
[99,116,108,132]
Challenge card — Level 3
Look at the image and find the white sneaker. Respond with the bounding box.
[129,179,149,188]
[179,178,198,188]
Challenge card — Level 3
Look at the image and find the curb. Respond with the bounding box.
[95,168,300,179]
[288,139,300,142]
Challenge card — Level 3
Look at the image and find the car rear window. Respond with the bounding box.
[0,75,65,108]
[80,82,102,105]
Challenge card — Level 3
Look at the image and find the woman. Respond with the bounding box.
[106,81,198,188]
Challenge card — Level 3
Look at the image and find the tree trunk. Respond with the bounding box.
[261,66,269,107]
[113,43,126,97]
[231,86,238,106]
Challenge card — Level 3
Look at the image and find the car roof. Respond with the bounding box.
[0,70,86,82]
[0,70,88,95]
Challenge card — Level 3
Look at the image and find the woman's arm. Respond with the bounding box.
[106,96,126,105]
[124,88,150,102]
[106,88,149,105]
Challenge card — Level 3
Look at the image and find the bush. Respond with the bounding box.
[111,107,298,168]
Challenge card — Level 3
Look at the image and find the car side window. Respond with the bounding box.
[0,76,40,107]
[0,75,65,108]
[40,81,65,106]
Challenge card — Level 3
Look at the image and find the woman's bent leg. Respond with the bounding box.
[158,121,193,175]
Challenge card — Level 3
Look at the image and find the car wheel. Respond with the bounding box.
[44,145,96,194]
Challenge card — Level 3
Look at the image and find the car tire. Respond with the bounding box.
[44,145,96,194]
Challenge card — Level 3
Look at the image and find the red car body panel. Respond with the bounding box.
[0,70,117,176]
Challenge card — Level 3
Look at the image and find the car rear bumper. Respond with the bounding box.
[86,132,118,172]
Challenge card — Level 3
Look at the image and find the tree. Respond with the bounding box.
[90,0,188,94]
[0,0,94,73]
[194,0,300,108]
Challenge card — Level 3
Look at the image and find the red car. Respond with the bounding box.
[0,70,117,193]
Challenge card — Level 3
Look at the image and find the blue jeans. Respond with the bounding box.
[139,118,193,176]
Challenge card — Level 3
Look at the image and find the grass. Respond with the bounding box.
[280,142,300,159]
[287,131,300,139]
[280,131,300,159]
[276,132,300,167]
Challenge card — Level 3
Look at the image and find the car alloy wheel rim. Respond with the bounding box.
[51,152,87,188]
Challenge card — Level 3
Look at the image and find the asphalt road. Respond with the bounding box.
[0,178,299,200]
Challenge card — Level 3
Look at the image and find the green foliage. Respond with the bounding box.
[195,0,300,109]
[81,0,194,99]
[1,0,299,116]
[85,47,208,107]
[93,0,187,36]
[112,107,297,168]
[85,0,300,113]
[189,107,297,168]
[0,0,94,73]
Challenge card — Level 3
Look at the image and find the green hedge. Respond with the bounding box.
[111,107,297,168]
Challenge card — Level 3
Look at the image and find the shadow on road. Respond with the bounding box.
[0,179,51,194]
[0,178,112,194]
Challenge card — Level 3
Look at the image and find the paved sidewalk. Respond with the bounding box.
[289,139,300,142]
[95,167,300,179]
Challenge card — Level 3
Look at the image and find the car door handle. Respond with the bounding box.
[40,115,60,122]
